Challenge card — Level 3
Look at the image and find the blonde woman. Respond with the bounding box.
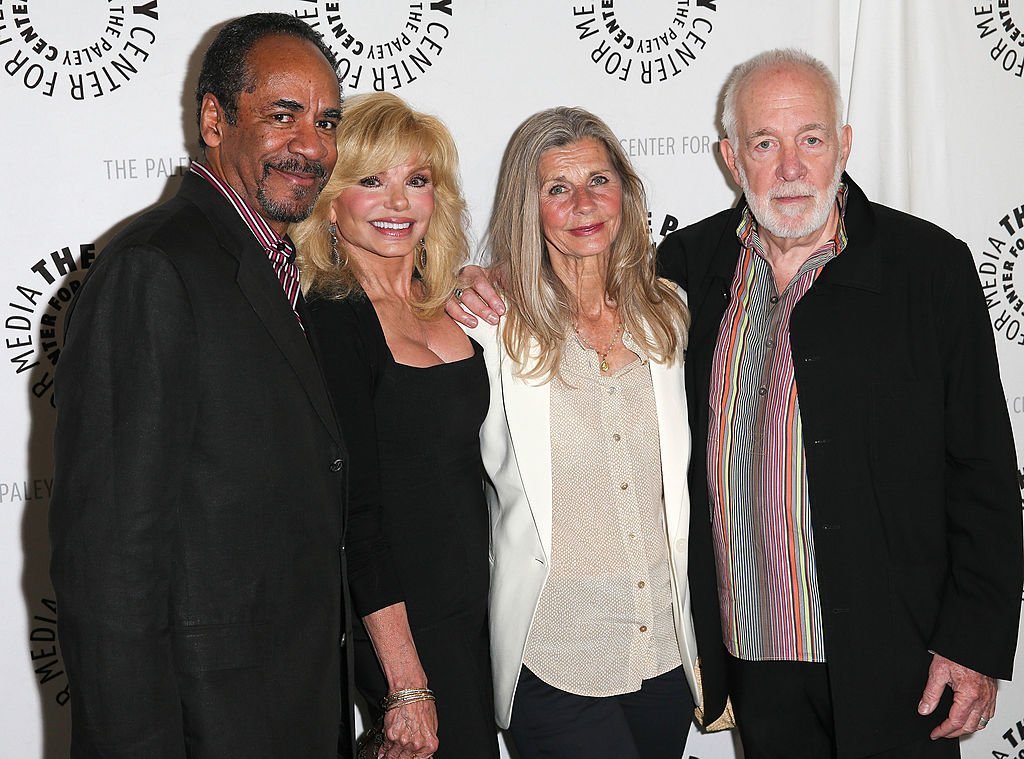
[464,107,711,758]
[292,93,497,759]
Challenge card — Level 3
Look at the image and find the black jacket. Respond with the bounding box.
[657,174,1022,757]
[50,173,391,758]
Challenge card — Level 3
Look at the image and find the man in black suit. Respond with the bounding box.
[656,49,1022,758]
[49,14,383,758]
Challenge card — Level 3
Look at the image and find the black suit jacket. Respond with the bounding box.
[658,174,1022,757]
[50,173,378,758]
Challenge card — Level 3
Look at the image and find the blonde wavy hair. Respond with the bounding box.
[292,92,469,318]
[486,106,689,382]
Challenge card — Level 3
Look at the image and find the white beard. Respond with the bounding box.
[737,159,843,240]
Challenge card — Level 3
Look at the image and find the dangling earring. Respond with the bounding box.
[329,222,340,266]
[418,238,427,270]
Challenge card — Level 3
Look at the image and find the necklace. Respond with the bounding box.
[574,318,623,373]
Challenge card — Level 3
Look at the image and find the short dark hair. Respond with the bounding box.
[195,13,339,150]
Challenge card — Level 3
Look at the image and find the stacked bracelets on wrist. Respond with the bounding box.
[382,688,435,711]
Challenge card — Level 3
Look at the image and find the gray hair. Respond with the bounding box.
[721,48,845,143]
[486,106,689,382]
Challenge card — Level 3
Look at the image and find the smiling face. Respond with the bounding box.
[199,34,342,234]
[721,63,852,244]
[537,137,623,266]
[331,157,435,264]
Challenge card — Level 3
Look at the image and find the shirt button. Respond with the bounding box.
[612,433,621,442]
[639,625,648,633]
[620,482,629,490]
[628,533,637,540]
[757,386,767,396]
[609,387,617,395]
[329,458,344,472]
[637,580,646,589]
[769,295,779,304]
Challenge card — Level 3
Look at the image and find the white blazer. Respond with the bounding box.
[467,305,700,729]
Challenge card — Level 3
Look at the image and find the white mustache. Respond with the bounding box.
[767,182,818,200]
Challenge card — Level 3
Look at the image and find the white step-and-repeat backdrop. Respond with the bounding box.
[1,2,1021,757]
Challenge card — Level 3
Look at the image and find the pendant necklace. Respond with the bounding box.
[574,318,623,373]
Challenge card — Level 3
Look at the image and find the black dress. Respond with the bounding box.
[306,295,497,759]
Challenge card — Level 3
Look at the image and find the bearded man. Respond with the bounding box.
[49,14,398,758]
[656,48,1022,759]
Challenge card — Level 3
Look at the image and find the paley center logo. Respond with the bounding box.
[981,713,1024,756]
[5,243,96,408]
[293,0,455,91]
[0,0,162,99]
[976,202,1024,347]
[572,0,718,85]
[972,0,1023,80]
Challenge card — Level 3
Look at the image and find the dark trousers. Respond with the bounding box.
[727,655,960,759]
[507,665,693,759]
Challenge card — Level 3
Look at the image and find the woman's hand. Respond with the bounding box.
[361,602,438,759]
[379,698,439,759]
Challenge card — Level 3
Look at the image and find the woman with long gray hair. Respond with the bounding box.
[466,106,707,757]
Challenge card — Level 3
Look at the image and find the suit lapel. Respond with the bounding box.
[179,174,341,445]
[500,339,553,560]
[234,250,341,445]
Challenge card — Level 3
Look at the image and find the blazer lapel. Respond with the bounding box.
[178,174,341,445]
[500,340,553,561]
[233,250,341,445]
[650,348,689,541]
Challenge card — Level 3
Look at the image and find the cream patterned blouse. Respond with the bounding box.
[522,330,681,696]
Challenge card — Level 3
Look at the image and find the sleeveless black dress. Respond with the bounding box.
[306,295,497,758]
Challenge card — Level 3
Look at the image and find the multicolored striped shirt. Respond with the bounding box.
[190,162,304,328]
[708,185,849,662]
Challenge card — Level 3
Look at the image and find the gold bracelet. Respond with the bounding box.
[382,688,436,711]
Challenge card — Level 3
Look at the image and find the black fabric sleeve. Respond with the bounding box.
[50,246,195,758]
[656,228,691,291]
[307,298,404,617]
[929,239,1023,678]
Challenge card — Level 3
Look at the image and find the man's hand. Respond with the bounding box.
[445,265,505,327]
[918,652,996,738]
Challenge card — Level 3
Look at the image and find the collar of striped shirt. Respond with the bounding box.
[736,182,850,255]
[189,161,305,329]
[189,161,297,262]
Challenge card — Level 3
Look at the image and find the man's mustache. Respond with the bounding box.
[767,181,817,199]
[263,158,327,179]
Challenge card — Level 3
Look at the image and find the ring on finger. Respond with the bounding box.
[979,717,990,728]
[454,287,465,300]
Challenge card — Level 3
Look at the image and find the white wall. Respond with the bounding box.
[1,1,1021,756]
